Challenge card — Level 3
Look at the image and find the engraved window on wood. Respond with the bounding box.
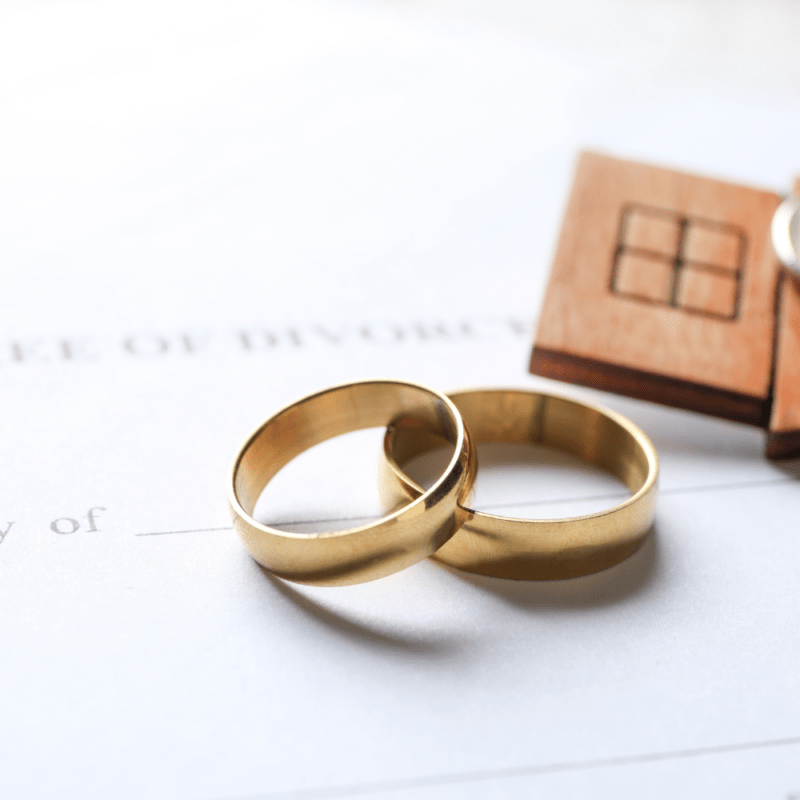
[610,204,746,321]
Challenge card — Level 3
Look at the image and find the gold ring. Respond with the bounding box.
[228,379,474,586]
[381,389,658,580]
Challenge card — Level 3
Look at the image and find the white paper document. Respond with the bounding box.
[1,2,799,798]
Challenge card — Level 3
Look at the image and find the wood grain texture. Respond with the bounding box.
[530,346,769,427]
[766,176,800,457]
[531,151,784,429]
[769,278,800,434]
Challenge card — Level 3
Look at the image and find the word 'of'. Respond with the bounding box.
[0,507,106,544]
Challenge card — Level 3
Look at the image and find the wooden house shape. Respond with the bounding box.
[530,151,800,458]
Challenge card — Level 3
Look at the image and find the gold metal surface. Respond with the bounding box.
[381,389,658,580]
[228,380,474,587]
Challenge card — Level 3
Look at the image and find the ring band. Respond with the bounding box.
[381,389,658,580]
[228,379,474,586]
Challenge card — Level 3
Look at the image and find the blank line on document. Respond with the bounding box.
[135,526,234,537]
[495,475,797,511]
[135,474,797,537]
[227,734,800,799]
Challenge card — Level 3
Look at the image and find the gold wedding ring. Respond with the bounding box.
[381,389,658,580]
[228,380,474,586]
